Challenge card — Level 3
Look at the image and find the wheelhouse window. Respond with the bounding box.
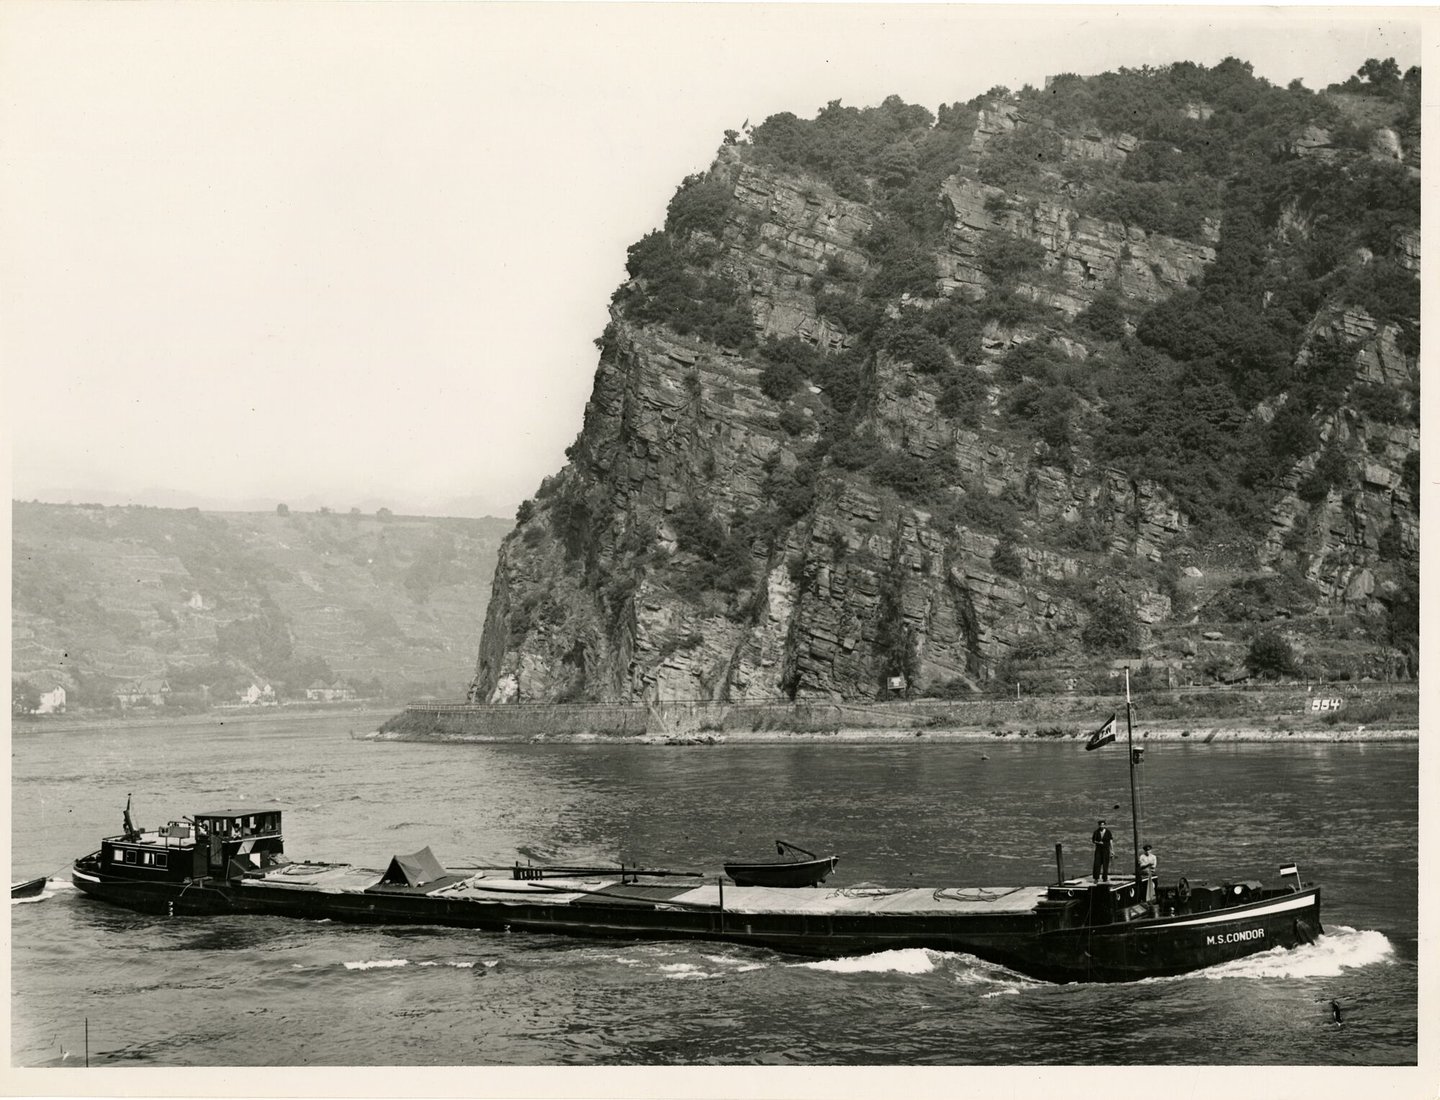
[123,849,137,864]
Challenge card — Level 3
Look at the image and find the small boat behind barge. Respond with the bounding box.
[11,876,48,899]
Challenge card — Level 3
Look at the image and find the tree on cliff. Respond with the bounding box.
[1245,631,1299,680]
[873,564,920,690]
[12,679,40,715]
[1081,591,1139,654]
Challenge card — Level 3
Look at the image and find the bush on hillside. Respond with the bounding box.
[1080,594,1138,653]
[937,365,987,423]
[1245,631,1298,679]
[665,173,737,238]
[1076,290,1128,341]
[620,232,754,350]
[991,539,1024,578]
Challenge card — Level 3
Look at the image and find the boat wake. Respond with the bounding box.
[795,947,1038,993]
[339,958,496,972]
[1153,926,1393,983]
[796,947,944,975]
[11,880,70,905]
[656,954,768,980]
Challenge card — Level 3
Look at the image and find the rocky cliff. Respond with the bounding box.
[470,60,1419,703]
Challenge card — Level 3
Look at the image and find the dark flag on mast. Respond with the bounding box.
[1085,714,1117,751]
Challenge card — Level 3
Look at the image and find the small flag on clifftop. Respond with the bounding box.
[1085,714,1117,751]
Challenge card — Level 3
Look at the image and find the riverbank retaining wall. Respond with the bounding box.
[377,683,1416,740]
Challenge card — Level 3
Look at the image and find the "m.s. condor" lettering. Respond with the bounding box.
[1206,928,1265,946]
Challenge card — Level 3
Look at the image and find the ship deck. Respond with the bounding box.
[239,863,1049,917]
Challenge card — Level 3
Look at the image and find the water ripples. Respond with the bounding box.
[9,717,1417,1065]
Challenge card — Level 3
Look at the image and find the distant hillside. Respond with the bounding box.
[11,502,511,710]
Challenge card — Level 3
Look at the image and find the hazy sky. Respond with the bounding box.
[2,4,1425,517]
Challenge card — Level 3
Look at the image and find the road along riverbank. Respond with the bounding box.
[11,704,395,735]
[373,686,1416,744]
[367,725,1416,745]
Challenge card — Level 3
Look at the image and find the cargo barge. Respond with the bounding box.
[70,802,1320,984]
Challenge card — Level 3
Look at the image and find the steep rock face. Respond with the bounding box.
[725,157,875,348]
[473,72,1419,702]
[939,177,1216,318]
[1258,306,1420,612]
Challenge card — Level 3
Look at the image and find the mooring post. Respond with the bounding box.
[85,1016,89,1068]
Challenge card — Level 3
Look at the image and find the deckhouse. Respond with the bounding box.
[100,808,285,884]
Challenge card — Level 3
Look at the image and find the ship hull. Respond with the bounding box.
[1028,888,1324,982]
[71,863,1321,984]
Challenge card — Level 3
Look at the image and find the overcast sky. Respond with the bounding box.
[1,4,1426,517]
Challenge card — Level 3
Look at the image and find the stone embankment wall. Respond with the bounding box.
[380,683,1416,740]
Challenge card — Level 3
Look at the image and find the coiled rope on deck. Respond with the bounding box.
[931,886,1026,903]
[829,885,906,899]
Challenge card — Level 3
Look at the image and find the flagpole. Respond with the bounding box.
[1126,667,1141,882]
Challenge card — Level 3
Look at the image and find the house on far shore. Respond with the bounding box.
[239,682,277,706]
[305,681,356,703]
[117,678,171,709]
[36,684,67,714]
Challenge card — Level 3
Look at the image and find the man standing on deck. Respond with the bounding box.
[1091,820,1114,881]
[1138,844,1158,902]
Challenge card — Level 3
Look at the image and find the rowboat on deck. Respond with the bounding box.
[724,841,838,887]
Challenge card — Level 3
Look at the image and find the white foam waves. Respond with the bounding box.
[11,880,70,905]
[795,947,1036,995]
[797,947,941,975]
[1150,926,1394,983]
[341,958,492,971]
[655,956,769,981]
[1207,926,1393,980]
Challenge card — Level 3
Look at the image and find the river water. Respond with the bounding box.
[9,713,1417,1067]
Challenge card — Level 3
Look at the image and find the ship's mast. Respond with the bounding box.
[1125,668,1141,881]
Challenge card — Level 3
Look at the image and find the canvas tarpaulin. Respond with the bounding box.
[379,846,447,888]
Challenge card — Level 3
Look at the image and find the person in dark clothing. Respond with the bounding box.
[1091,820,1114,881]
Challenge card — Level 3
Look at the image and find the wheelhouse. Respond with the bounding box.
[192,809,285,877]
[95,808,285,883]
